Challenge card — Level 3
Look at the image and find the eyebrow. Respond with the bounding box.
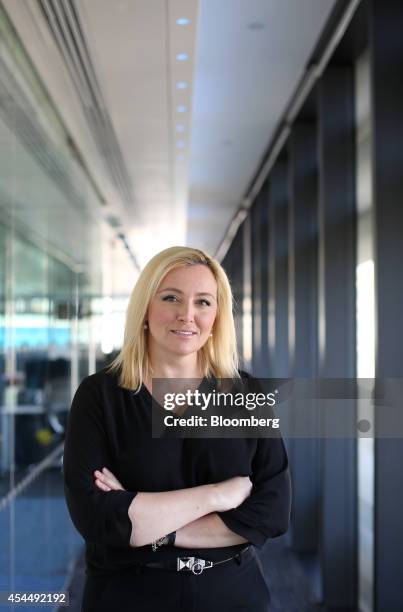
[157,287,216,300]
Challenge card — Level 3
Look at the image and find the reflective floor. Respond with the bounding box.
[0,468,82,612]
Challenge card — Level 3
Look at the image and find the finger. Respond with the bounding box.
[103,474,119,488]
[94,471,116,488]
[95,468,124,491]
[101,467,119,484]
[95,468,114,477]
[95,469,113,482]
[101,475,117,488]
[102,467,121,483]
[95,479,111,491]
[94,470,107,479]
[102,467,123,488]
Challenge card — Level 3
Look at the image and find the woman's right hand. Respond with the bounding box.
[212,476,253,512]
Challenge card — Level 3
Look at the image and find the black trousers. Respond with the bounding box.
[81,547,271,611]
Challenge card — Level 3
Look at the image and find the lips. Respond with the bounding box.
[170,329,197,336]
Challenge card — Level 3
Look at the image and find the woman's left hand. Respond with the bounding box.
[94,467,126,492]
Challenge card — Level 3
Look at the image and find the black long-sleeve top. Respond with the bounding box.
[63,367,291,576]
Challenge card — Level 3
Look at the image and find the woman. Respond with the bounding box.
[63,246,291,611]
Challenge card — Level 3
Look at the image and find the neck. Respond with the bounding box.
[147,348,202,382]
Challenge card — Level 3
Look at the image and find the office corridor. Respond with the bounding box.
[2,0,403,610]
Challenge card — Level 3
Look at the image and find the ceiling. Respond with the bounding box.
[1,0,335,293]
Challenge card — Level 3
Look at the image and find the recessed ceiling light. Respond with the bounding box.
[247,21,265,30]
[176,17,190,25]
[176,140,185,149]
[176,53,188,61]
[176,81,188,90]
[176,124,185,133]
[177,105,187,113]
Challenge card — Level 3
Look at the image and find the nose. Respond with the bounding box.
[176,301,195,322]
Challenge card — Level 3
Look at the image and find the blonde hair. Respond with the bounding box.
[106,246,240,391]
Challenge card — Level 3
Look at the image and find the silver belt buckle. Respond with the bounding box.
[177,556,213,575]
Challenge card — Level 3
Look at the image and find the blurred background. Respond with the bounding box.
[0,0,402,610]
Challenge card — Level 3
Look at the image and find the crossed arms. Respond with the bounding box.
[94,467,251,548]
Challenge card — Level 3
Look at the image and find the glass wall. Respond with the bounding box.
[0,5,122,604]
[355,49,375,612]
[0,227,86,603]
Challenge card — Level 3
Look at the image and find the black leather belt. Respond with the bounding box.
[141,546,251,575]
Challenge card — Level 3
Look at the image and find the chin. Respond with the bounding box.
[169,342,201,356]
[173,347,199,356]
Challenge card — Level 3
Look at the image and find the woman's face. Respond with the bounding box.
[146,264,218,359]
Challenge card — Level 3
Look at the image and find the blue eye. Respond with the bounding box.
[161,295,211,306]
